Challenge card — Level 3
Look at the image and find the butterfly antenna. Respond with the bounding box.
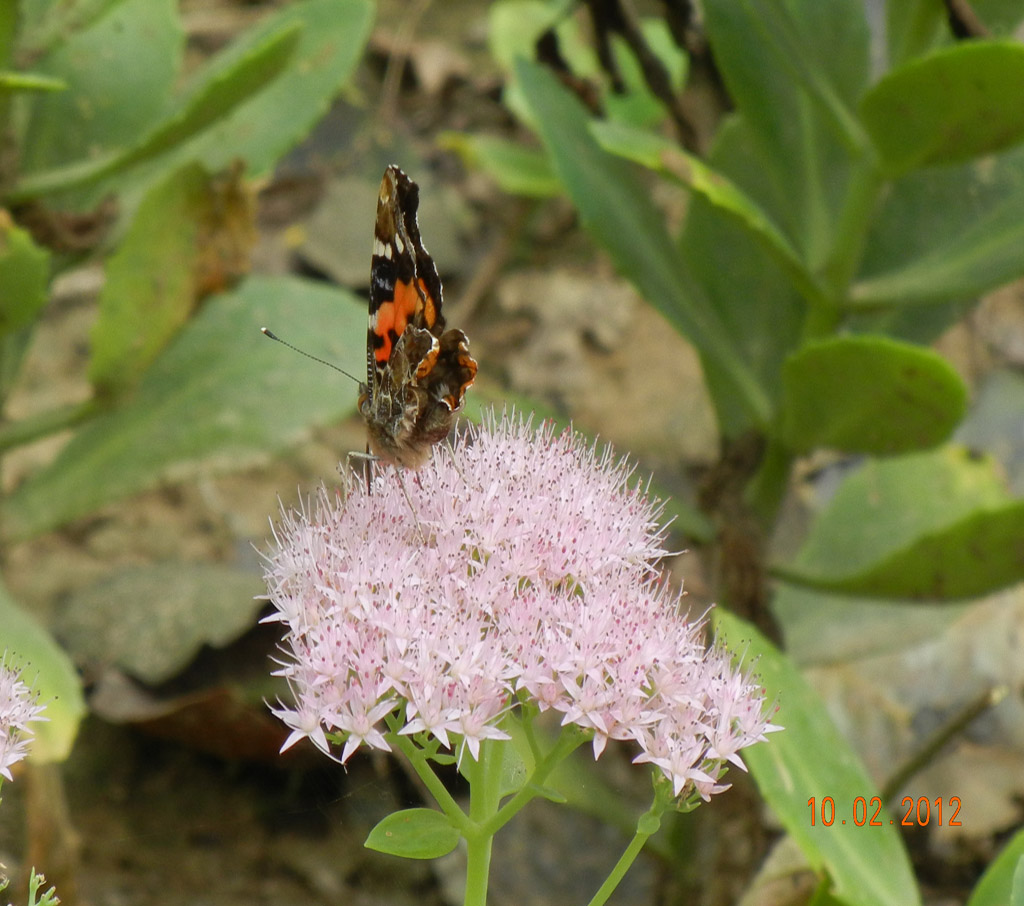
[261,327,362,385]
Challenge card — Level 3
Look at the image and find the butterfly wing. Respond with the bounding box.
[365,166,444,397]
[360,165,476,468]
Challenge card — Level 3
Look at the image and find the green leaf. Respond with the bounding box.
[890,0,1024,55]
[151,0,373,180]
[0,328,33,404]
[13,19,302,202]
[591,120,821,304]
[16,0,131,59]
[967,827,1024,906]
[851,144,1024,337]
[638,17,687,92]
[675,118,805,435]
[3,275,366,541]
[439,132,560,197]
[850,182,1024,309]
[885,1,946,69]
[703,0,870,261]
[609,16,687,126]
[714,610,919,906]
[604,23,684,129]
[18,0,182,176]
[773,584,969,668]
[594,123,797,257]
[781,500,1024,601]
[780,336,967,454]
[777,446,1024,601]
[706,0,870,118]
[490,1,678,132]
[364,808,461,859]
[88,163,211,394]
[0,213,50,338]
[488,1,597,79]
[111,20,300,173]
[514,57,771,427]
[859,144,1024,273]
[796,445,1007,561]
[59,563,264,685]
[861,41,1024,175]
[0,577,86,764]
[740,0,869,152]
[636,810,661,836]
[15,0,372,207]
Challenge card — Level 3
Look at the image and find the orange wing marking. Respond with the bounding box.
[373,280,425,365]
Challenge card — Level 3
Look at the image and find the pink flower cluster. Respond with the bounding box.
[0,655,47,782]
[264,412,773,799]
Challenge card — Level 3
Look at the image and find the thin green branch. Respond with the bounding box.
[585,825,653,906]
[882,685,1008,802]
[820,158,885,312]
[586,782,675,906]
[480,724,590,837]
[386,729,472,834]
[0,1,18,177]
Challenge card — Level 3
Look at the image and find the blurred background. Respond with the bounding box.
[1,1,1023,904]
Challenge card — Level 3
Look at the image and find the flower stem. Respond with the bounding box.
[584,826,651,906]
[387,731,470,833]
[481,724,589,837]
[462,741,503,906]
[463,826,494,906]
[585,793,666,906]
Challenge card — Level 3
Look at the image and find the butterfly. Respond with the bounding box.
[357,166,478,468]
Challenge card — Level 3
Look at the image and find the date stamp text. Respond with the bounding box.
[807,796,962,828]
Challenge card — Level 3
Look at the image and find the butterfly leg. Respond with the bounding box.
[345,450,428,545]
[393,467,428,546]
[344,448,377,494]
[443,436,471,487]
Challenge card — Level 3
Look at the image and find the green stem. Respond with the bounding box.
[463,824,493,906]
[462,740,504,906]
[585,827,651,906]
[481,724,589,837]
[0,0,18,191]
[519,704,544,762]
[385,722,471,833]
[585,792,667,906]
[744,435,795,529]
[7,152,126,203]
[881,685,1007,802]
[820,159,885,319]
[388,718,591,906]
